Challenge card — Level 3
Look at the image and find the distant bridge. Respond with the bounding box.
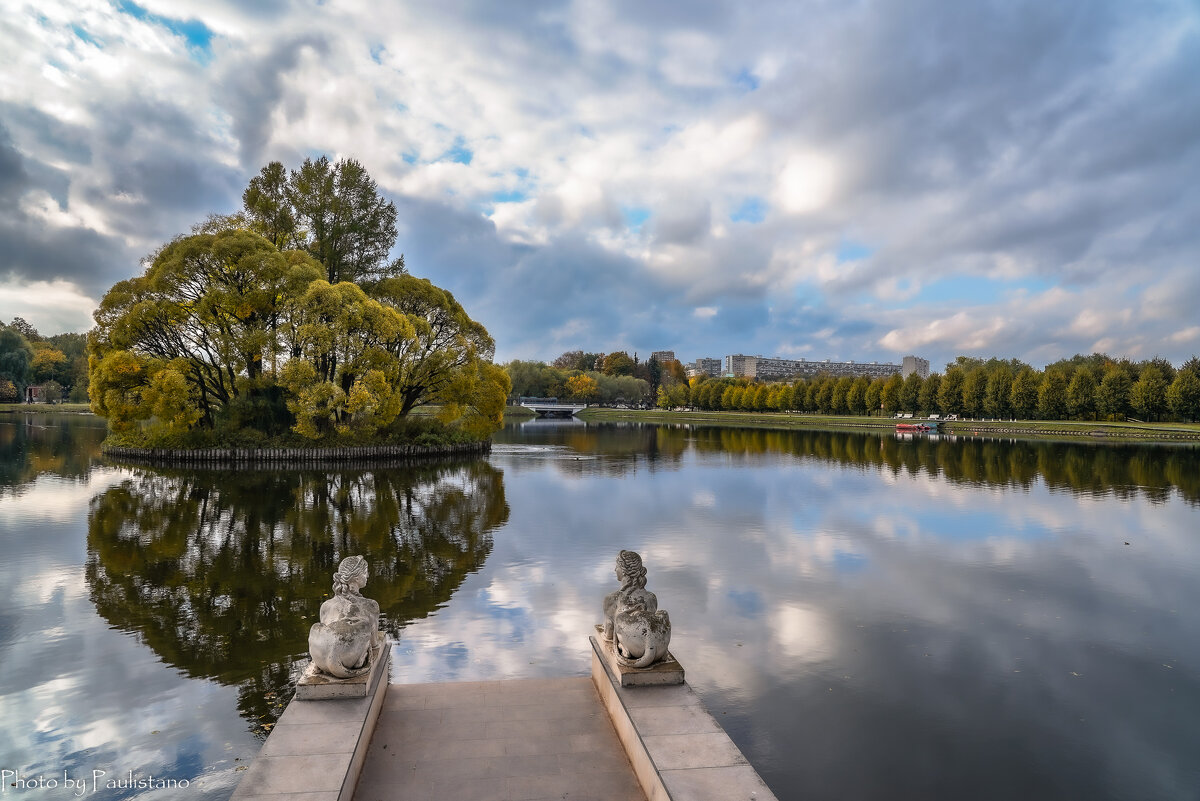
[519,396,587,418]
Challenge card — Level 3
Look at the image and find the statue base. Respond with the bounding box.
[592,626,684,687]
[297,632,388,700]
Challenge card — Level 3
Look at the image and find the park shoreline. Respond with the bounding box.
[569,407,1200,443]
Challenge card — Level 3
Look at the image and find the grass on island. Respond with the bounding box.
[573,406,1200,442]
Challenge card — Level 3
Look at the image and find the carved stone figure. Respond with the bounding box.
[602,550,671,668]
[308,556,381,678]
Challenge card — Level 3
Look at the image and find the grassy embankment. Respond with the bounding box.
[0,403,92,413]
[572,406,1200,443]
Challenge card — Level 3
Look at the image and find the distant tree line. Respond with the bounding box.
[648,353,1200,423]
[0,317,89,403]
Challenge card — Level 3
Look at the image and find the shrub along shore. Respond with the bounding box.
[570,407,1200,443]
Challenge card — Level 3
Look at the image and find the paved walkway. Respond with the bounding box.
[352,677,646,801]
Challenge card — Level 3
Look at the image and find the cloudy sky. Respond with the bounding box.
[1,0,1198,369]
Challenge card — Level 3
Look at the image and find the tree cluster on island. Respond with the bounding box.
[86,156,509,448]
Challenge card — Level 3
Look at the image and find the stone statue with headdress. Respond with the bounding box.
[307,555,381,678]
[602,550,672,669]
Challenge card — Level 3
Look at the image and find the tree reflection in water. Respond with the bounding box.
[86,459,508,736]
[643,426,1200,506]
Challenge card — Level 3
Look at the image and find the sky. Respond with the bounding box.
[1,0,1198,371]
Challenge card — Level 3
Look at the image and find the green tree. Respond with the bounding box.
[1066,367,1096,420]
[918,373,941,414]
[1009,368,1040,420]
[504,360,553,399]
[962,368,987,418]
[281,280,415,438]
[281,156,402,285]
[1038,370,1069,420]
[371,274,499,418]
[0,327,34,396]
[1096,368,1132,420]
[831,377,853,414]
[1130,365,1169,421]
[91,229,322,429]
[900,372,922,413]
[242,161,301,250]
[880,374,903,416]
[816,378,835,414]
[602,351,636,376]
[984,365,1013,419]
[937,368,965,416]
[865,378,885,415]
[8,317,41,341]
[846,377,870,416]
[1167,369,1200,421]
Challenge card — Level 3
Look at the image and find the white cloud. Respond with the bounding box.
[2,0,1198,368]
[0,278,98,335]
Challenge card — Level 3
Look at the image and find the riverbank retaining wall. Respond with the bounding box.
[102,440,491,467]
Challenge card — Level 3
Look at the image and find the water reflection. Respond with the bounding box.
[86,460,508,735]
[0,413,106,491]
[499,422,1200,505]
[4,416,1199,801]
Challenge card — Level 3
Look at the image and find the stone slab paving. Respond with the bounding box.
[353,677,646,801]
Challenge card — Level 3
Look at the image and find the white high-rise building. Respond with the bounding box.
[901,355,930,379]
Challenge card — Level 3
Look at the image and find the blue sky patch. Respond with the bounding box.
[731,196,766,223]
[622,206,651,231]
[370,44,385,64]
[441,139,473,165]
[492,189,528,203]
[71,24,102,47]
[734,69,760,92]
[116,1,213,61]
[915,275,1055,306]
[836,240,874,263]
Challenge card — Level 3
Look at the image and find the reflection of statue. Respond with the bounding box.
[602,550,671,668]
[308,556,381,678]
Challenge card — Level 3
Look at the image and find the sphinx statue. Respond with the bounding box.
[602,550,672,669]
[308,556,381,679]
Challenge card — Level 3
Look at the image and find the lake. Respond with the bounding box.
[2,413,1199,800]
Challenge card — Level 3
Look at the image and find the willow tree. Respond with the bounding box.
[280,280,416,438]
[371,274,507,431]
[89,229,322,432]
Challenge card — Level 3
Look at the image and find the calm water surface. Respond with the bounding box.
[2,414,1199,800]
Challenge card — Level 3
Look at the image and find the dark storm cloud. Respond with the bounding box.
[0,124,134,294]
[215,34,329,168]
[0,125,26,205]
[0,103,92,169]
[767,0,1200,300]
[393,196,677,357]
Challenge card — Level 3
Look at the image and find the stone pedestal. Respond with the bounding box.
[297,633,388,700]
[592,627,684,686]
